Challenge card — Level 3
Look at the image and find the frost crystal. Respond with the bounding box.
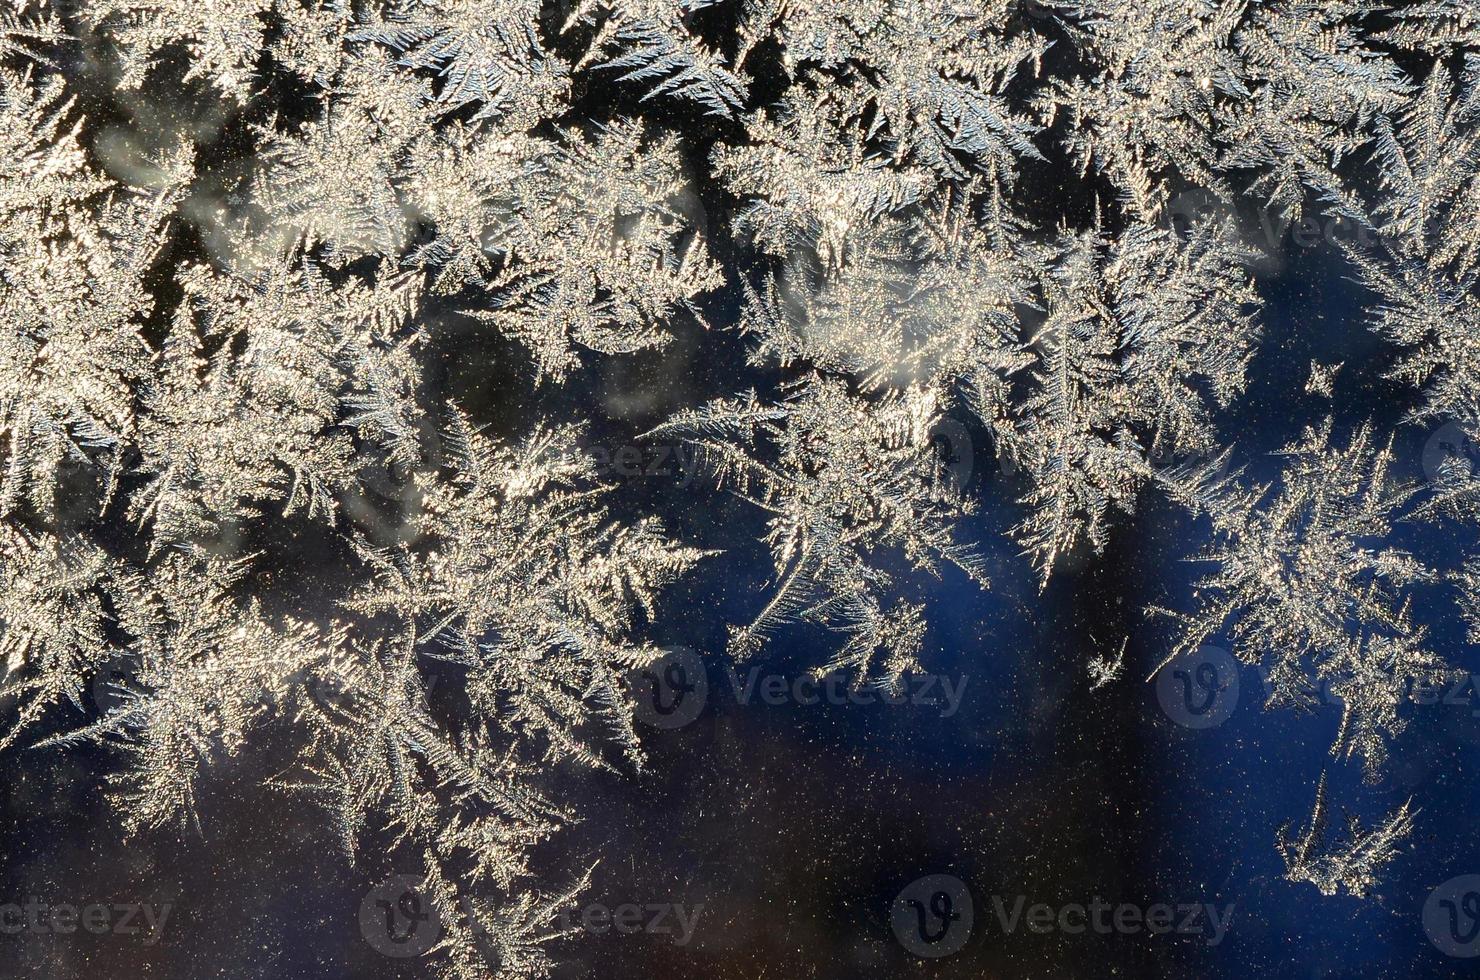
[5,3,1480,973]
[649,377,983,684]
[1278,773,1415,898]
[1156,422,1444,778]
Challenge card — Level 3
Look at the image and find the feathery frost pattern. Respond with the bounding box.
[3,2,1480,974]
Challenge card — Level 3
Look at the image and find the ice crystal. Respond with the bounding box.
[84,0,272,99]
[349,407,710,768]
[5,4,1480,973]
[1278,773,1415,898]
[130,248,423,547]
[0,68,185,519]
[564,0,747,117]
[649,376,984,684]
[463,119,722,381]
[355,0,570,123]
[1156,422,1443,777]
[1012,219,1261,579]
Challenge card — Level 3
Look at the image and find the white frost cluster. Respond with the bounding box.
[2,1,1478,972]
